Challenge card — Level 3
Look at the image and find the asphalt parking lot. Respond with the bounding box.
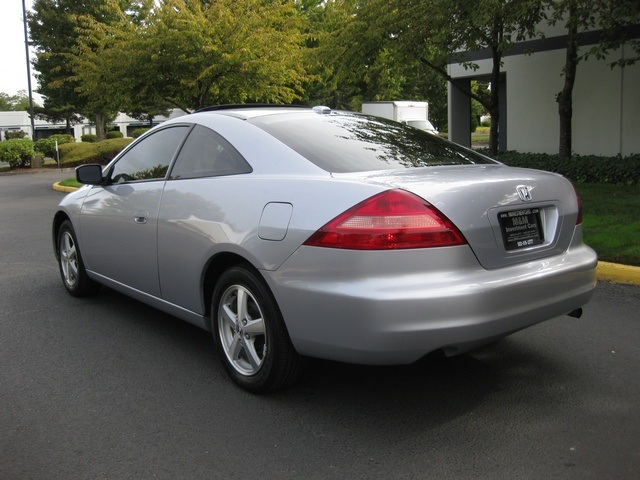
[1,170,639,479]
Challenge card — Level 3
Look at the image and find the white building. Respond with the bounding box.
[0,110,186,141]
[447,20,640,156]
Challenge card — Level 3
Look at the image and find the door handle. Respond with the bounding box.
[134,211,149,224]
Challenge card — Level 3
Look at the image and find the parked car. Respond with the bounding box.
[53,105,597,392]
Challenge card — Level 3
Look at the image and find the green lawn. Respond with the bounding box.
[57,178,82,188]
[576,183,640,266]
[471,127,490,145]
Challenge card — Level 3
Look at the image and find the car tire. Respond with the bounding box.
[212,265,305,393]
[57,220,100,297]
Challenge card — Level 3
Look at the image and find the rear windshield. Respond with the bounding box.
[250,112,497,173]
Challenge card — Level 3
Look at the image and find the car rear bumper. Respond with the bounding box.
[265,243,598,365]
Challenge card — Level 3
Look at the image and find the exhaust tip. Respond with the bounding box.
[567,308,583,319]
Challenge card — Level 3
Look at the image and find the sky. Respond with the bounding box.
[1,0,39,99]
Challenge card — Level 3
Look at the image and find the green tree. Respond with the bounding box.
[304,0,447,128]
[0,93,13,111]
[0,91,40,111]
[295,0,361,108]
[392,0,545,154]
[312,0,545,149]
[586,0,640,68]
[71,0,169,128]
[28,0,131,139]
[549,0,640,158]
[72,0,309,114]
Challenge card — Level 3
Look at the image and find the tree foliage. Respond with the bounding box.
[295,0,358,108]
[548,0,640,158]
[28,0,130,137]
[314,0,547,151]
[583,0,640,68]
[0,91,39,111]
[71,0,309,115]
[304,1,448,128]
[403,0,545,154]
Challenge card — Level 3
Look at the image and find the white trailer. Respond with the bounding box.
[361,101,437,133]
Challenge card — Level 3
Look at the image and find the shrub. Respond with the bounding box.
[470,114,479,133]
[4,130,27,140]
[489,151,640,185]
[35,134,75,157]
[57,142,95,164]
[131,128,149,138]
[57,137,133,167]
[0,138,35,168]
[81,134,98,143]
[106,130,123,139]
[95,138,131,163]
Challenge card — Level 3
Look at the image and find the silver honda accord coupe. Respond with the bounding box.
[52,105,597,392]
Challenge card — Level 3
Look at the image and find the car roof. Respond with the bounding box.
[195,104,333,120]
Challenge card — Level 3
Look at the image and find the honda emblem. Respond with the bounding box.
[516,185,533,202]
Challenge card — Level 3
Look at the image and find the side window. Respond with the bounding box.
[169,125,252,180]
[110,126,189,183]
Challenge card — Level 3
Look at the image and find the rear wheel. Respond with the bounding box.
[212,265,305,392]
[57,220,100,297]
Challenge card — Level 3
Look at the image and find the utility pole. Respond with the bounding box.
[22,0,36,141]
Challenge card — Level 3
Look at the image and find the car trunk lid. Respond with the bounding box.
[341,165,581,270]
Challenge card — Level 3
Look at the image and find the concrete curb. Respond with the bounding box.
[52,182,79,193]
[50,183,640,287]
[597,262,640,286]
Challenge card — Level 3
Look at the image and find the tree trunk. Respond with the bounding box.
[65,115,72,135]
[95,113,107,141]
[557,1,578,159]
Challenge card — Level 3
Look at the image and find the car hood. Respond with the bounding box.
[336,165,581,269]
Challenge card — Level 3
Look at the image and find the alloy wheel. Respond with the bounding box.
[217,284,267,376]
[60,230,79,288]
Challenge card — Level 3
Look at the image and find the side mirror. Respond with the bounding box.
[76,164,104,185]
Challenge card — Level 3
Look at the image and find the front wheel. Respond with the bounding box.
[212,265,305,393]
[57,220,100,297]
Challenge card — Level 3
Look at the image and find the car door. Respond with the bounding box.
[79,125,191,296]
[157,124,252,313]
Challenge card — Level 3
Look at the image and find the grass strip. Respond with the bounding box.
[57,178,82,188]
[576,183,640,266]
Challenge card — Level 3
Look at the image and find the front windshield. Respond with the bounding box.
[250,112,496,173]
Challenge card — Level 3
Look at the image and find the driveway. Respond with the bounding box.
[1,170,639,479]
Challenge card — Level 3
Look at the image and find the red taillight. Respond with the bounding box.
[304,190,467,250]
[576,194,583,225]
[572,184,583,225]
